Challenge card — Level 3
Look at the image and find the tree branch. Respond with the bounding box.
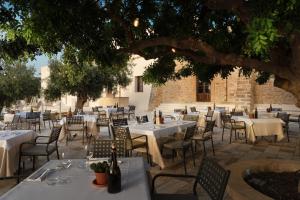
[121,36,289,77]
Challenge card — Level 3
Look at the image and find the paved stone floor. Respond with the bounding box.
[1,122,299,199]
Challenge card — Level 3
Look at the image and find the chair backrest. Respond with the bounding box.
[128,105,136,111]
[26,112,40,119]
[117,107,124,112]
[48,126,62,144]
[98,110,107,119]
[45,110,51,113]
[276,112,289,123]
[190,107,197,112]
[272,107,282,111]
[140,115,148,123]
[92,139,126,158]
[204,120,215,133]
[230,111,243,116]
[112,118,128,126]
[12,115,20,123]
[66,116,84,124]
[193,157,231,200]
[174,109,184,113]
[221,113,231,124]
[206,110,214,117]
[92,107,98,112]
[183,125,196,140]
[183,114,199,122]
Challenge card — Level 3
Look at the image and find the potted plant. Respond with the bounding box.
[90,161,109,186]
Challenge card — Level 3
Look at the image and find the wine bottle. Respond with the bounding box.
[153,110,156,124]
[254,108,258,119]
[107,144,121,193]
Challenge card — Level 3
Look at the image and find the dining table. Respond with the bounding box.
[0,130,36,177]
[0,157,151,200]
[128,120,196,169]
[232,116,284,142]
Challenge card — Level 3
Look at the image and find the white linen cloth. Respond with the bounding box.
[59,115,98,141]
[0,130,36,177]
[232,116,284,142]
[3,114,14,123]
[128,120,196,169]
[0,157,151,200]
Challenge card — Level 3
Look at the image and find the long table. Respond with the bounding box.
[128,120,196,169]
[232,116,284,142]
[0,130,36,177]
[0,157,150,200]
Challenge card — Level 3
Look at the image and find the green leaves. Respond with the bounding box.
[245,18,279,57]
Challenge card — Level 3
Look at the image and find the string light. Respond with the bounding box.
[133,18,139,27]
[227,26,232,33]
[171,48,176,53]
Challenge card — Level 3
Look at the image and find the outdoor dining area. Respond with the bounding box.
[0,103,299,200]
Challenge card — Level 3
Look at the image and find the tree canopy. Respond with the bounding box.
[0,62,40,110]
[44,47,131,109]
[1,0,300,105]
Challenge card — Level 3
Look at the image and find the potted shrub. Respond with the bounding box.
[90,161,109,186]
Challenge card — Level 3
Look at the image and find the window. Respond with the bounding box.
[135,76,143,92]
[197,80,211,102]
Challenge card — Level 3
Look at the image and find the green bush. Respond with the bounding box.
[90,161,109,173]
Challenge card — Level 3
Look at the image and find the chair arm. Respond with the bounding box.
[19,141,36,152]
[132,134,148,141]
[35,136,50,143]
[151,173,196,194]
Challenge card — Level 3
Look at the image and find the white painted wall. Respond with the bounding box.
[119,55,154,113]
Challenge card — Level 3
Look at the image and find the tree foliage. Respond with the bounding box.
[1,0,300,104]
[0,62,40,110]
[44,47,131,109]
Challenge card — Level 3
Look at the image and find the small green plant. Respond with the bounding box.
[90,161,109,173]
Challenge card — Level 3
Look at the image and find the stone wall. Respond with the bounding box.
[148,86,163,111]
[254,78,297,104]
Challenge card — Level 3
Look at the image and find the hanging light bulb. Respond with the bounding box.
[133,18,139,27]
[227,25,232,33]
[171,48,176,53]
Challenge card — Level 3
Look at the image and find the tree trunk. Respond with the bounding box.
[76,95,87,110]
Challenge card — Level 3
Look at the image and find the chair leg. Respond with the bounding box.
[182,149,187,175]
[56,148,60,159]
[222,127,225,141]
[17,154,22,183]
[145,144,150,164]
[44,121,46,127]
[32,156,36,170]
[47,155,50,161]
[229,129,232,144]
[244,128,247,143]
[211,138,215,156]
[286,126,290,142]
[190,144,195,167]
[202,141,206,156]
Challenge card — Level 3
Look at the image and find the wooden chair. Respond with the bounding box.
[90,138,126,158]
[18,126,62,181]
[193,120,216,155]
[162,125,197,174]
[151,157,230,200]
[111,126,151,164]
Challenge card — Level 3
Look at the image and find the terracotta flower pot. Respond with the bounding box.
[95,173,107,185]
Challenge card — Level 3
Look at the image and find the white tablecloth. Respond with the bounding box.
[232,116,284,142]
[0,130,36,177]
[128,120,196,169]
[0,157,150,200]
[3,114,14,123]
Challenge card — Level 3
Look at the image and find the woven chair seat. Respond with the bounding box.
[289,116,299,122]
[231,124,245,129]
[192,133,212,141]
[152,193,197,200]
[21,145,57,156]
[67,125,84,131]
[127,139,147,150]
[163,140,191,149]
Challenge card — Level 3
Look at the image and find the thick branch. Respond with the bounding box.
[122,37,290,77]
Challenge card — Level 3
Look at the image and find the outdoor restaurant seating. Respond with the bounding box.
[112,118,128,126]
[193,120,216,155]
[190,106,197,113]
[26,112,41,132]
[96,117,111,137]
[90,138,126,158]
[126,105,136,120]
[162,125,196,174]
[205,110,214,121]
[18,126,62,181]
[221,113,247,143]
[111,126,150,163]
[289,114,300,128]
[42,110,52,128]
[3,115,21,130]
[65,116,86,144]
[151,157,231,200]
[276,112,290,142]
[136,115,149,123]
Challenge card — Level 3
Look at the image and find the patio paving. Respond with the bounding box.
[0,122,299,199]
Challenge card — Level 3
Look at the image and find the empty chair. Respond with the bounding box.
[190,107,198,113]
[42,110,52,128]
[136,115,149,123]
[151,157,231,200]
[205,110,214,121]
[289,114,300,128]
[90,138,126,158]
[127,105,136,120]
[230,111,244,116]
[66,116,86,144]
[4,115,21,130]
[26,112,41,131]
[18,126,62,181]
[162,125,197,174]
[111,126,150,163]
[92,107,99,112]
[183,114,199,122]
[276,112,290,142]
[193,120,216,155]
[112,118,128,126]
[98,110,107,119]
[96,117,111,137]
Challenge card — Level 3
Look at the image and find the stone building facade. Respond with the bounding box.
[149,68,297,111]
